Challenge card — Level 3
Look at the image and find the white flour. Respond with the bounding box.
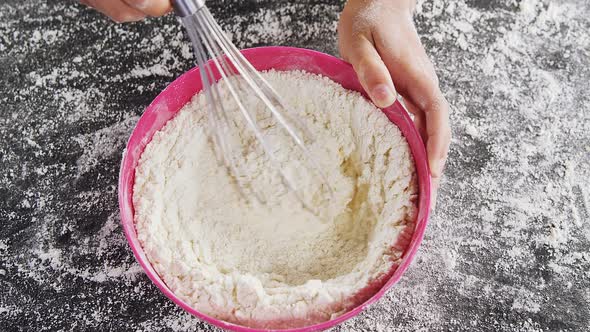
[133,70,417,329]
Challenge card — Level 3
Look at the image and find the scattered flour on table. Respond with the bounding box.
[133,70,417,329]
[2,0,589,330]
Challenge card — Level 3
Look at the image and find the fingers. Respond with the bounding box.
[424,96,451,183]
[415,90,450,199]
[122,0,172,17]
[373,20,451,204]
[340,34,397,108]
[81,0,171,22]
[81,0,145,22]
[406,96,446,211]
[375,21,440,110]
[404,98,427,143]
[430,179,439,211]
[417,93,450,211]
[404,88,450,182]
[427,99,450,212]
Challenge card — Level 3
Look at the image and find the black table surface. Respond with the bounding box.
[1,0,589,331]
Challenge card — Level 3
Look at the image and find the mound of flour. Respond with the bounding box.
[133,70,417,329]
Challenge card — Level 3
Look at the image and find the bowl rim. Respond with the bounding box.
[118,46,431,332]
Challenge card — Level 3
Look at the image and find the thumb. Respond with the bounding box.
[123,0,171,17]
[346,35,397,108]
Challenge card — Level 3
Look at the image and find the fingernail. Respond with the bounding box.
[371,84,397,108]
[115,13,145,23]
[129,0,149,10]
[428,158,446,176]
[430,192,437,212]
[429,158,440,175]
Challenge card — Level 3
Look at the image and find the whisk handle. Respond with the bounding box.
[172,0,205,17]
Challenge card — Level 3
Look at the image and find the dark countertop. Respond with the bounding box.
[1,0,589,331]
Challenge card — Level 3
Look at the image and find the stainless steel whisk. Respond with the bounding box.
[172,0,331,207]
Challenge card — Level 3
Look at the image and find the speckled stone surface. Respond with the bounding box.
[1,0,589,331]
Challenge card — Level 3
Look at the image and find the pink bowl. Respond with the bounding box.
[118,46,431,331]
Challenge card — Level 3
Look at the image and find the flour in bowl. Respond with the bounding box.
[133,70,417,329]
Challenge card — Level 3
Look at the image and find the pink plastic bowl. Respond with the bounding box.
[119,46,430,332]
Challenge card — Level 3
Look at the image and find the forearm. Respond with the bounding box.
[344,0,416,14]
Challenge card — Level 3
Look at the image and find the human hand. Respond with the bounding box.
[338,0,451,209]
[80,0,171,22]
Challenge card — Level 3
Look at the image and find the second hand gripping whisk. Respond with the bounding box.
[172,0,332,209]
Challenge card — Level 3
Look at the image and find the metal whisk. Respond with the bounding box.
[172,0,331,208]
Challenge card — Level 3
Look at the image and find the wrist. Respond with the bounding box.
[389,0,416,13]
[346,0,416,15]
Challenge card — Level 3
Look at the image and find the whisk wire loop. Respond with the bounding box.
[176,2,333,209]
